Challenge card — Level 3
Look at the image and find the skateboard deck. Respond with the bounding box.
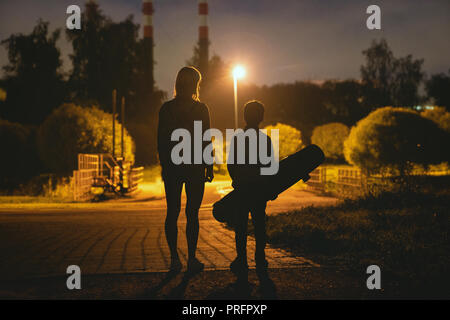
[212,144,325,223]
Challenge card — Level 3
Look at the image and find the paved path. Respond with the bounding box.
[0,181,337,280]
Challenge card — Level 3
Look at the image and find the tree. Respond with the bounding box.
[311,123,349,161]
[38,104,135,175]
[66,1,163,119]
[391,54,424,107]
[426,71,450,111]
[67,3,135,109]
[66,1,164,166]
[344,107,448,175]
[0,20,65,124]
[361,39,394,108]
[322,80,367,125]
[361,39,424,109]
[0,119,42,189]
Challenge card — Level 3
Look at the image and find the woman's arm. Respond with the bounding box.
[157,104,170,168]
[201,103,214,182]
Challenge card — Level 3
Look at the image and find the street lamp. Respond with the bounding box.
[232,65,246,129]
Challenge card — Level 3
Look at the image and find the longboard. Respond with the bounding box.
[212,144,325,224]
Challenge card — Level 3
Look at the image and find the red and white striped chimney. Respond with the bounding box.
[198,0,209,77]
[142,0,154,93]
[142,0,153,38]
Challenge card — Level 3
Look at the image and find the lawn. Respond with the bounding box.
[254,188,449,293]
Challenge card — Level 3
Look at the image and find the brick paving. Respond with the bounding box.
[0,183,335,280]
[0,208,319,280]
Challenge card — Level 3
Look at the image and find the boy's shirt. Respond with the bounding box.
[227,127,274,190]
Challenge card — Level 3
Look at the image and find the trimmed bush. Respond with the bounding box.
[38,104,135,175]
[311,122,349,161]
[344,107,449,175]
[421,106,450,132]
[263,123,304,159]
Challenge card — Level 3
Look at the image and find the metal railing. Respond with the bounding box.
[306,167,327,190]
[72,153,143,201]
[128,167,144,193]
[337,168,364,187]
[73,169,97,201]
[78,154,100,171]
[335,168,367,197]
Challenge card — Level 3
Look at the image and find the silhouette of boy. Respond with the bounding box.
[227,100,275,286]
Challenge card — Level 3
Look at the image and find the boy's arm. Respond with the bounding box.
[267,135,278,200]
[227,135,247,186]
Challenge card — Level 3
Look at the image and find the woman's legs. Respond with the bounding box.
[184,178,205,261]
[163,177,183,264]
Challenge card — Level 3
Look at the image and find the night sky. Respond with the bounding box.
[1,0,449,94]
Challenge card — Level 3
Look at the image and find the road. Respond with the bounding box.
[0,180,341,298]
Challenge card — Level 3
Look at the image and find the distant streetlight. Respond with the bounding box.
[232,65,246,129]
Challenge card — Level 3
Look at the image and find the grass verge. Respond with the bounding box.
[253,190,449,290]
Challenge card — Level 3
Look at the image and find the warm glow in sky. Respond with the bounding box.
[232,65,246,80]
[1,0,449,94]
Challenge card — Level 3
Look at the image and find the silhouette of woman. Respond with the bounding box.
[157,66,213,273]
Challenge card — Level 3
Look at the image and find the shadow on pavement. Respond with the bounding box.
[206,277,278,300]
[165,273,192,299]
[164,268,208,299]
[139,270,179,299]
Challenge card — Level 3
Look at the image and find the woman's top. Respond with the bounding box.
[157,97,212,180]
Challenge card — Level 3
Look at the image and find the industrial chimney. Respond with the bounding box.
[142,0,154,94]
[198,0,209,78]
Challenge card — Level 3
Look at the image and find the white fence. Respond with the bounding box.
[337,168,364,188]
[73,154,100,201]
[73,169,97,201]
[72,153,143,201]
[306,167,327,190]
[129,167,144,193]
[306,167,367,194]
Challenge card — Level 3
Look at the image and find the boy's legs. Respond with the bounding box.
[231,207,250,281]
[251,201,276,296]
[250,202,268,276]
[234,207,249,263]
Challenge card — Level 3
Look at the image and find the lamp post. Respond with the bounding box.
[232,65,246,129]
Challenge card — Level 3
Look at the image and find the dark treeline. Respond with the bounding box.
[0,2,165,168]
[191,40,450,142]
[0,1,449,169]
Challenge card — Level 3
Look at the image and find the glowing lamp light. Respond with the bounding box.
[232,65,246,80]
[232,65,246,129]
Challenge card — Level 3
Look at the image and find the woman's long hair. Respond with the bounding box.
[174,66,202,101]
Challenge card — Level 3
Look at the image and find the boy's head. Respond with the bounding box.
[244,100,265,127]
